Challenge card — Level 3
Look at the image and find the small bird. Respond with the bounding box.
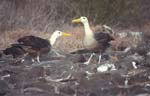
[17,30,71,63]
[72,16,114,64]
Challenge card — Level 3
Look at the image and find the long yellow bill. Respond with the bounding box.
[62,32,71,36]
[72,18,81,23]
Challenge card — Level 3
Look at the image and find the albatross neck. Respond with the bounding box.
[83,21,93,36]
[49,33,58,46]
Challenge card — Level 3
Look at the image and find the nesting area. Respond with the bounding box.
[0,31,150,96]
[0,1,150,96]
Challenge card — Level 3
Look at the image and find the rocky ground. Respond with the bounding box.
[1,33,150,96]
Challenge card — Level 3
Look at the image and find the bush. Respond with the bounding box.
[0,0,150,32]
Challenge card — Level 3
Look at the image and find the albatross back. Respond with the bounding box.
[91,32,114,53]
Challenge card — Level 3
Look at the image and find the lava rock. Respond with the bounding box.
[0,80,10,96]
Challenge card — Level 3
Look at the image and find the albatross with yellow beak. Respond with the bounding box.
[17,30,71,63]
[72,17,114,64]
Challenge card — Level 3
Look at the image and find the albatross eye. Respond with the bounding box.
[58,31,61,34]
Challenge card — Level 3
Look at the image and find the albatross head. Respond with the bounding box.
[50,30,71,45]
[53,30,71,37]
[72,16,88,24]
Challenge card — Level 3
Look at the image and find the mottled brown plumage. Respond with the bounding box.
[17,35,51,62]
[17,31,71,63]
[1,44,28,62]
[87,32,114,53]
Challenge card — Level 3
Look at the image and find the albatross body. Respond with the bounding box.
[3,44,27,58]
[1,43,29,62]
[17,31,71,63]
[72,16,114,64]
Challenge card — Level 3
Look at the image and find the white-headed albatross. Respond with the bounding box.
[72,16,114,64]
[17,30,71,63]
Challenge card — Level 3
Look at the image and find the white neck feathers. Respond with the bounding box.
[83,21,93,36]
[49,33,58,46]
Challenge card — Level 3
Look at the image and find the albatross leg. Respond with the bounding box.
[53,50,65,57]
[21,59,25,63]
[37,56,40,63]
[98,54,102,64]
[84,53,95,65]
[32,58,35,63]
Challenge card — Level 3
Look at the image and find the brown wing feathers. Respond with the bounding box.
[1,35,51,61]
[17,35,51,58]
[92,32,114,53]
